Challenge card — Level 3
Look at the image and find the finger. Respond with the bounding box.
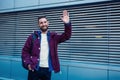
[28,64,32,70]
[60,16,63,21]
[63,10,69,16]
[31,69,34,72]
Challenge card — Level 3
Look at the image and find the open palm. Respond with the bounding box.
[61,10,70,23]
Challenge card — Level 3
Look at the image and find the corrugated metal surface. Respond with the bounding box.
[108,1,120,66]
[0,1,120,67]
[0,13,16,56]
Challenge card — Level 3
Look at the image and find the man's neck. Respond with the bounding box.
[41,31,47,34]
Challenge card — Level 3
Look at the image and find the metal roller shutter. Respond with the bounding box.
[108,1,120,66]
[0,1,120,67]
[0,13,16,56]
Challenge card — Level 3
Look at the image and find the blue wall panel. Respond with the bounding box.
[109,71,120,80]
[68,67,107,80]
[39,0,69,4]
[14,0,39,8]
[51,65,68,80]
[0,60,11,78]
[11,60,28,80]
[0,0,14,10]
[0,0,109,13]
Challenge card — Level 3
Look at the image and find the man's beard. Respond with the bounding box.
[40,26,48,32]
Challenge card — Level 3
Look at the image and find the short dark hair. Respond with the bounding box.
[38,16,47,21]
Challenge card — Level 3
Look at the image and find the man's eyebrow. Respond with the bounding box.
[40,21,47,23]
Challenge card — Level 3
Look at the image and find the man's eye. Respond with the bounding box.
[44,21,47,23]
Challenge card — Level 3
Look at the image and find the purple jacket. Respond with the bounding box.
[22,22,71,73]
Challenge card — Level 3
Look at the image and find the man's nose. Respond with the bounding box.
[43,22,46,26]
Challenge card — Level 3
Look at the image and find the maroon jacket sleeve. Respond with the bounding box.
[56,22,72,43]
[21,34,33,69]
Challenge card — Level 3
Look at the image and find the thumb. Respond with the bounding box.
[60,16,63,22]
[28,64,32,70]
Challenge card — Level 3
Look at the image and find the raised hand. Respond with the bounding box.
[61,10,70,23]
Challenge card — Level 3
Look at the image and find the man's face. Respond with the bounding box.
[38,18,49,32]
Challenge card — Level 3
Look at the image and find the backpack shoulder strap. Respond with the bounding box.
[32,33,37,42]
[30,33,37,53]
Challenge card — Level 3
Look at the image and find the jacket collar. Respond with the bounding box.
[34,30,50,37]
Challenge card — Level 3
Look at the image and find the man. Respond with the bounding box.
[22,10,72,80]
